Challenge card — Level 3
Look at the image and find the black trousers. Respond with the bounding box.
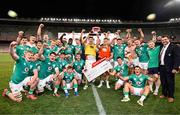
[160,65,175,98]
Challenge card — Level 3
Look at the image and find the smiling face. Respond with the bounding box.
[75,54,81,61]
[117,57,123,65]
[20,38,28,45]
[29,36,36,44]
[148,41,155,49]
[161,36,170,46]
[49,53,56,61]
[24,51,33,61]
[134,66,141,76]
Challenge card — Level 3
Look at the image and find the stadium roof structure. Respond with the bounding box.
[0,0,180,22]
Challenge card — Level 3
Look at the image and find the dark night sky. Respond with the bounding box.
[0,0,180,22]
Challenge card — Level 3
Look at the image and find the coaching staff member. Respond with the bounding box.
[159,35,180,103]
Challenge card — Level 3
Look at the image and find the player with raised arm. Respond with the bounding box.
[37,45,60,97]
[2,41,38,102]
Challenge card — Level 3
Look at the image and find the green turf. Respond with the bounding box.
[0,53,98,114]
[95,75,180,114]
[0,52,180,114]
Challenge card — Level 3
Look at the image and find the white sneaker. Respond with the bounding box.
[106,81,110,89]
[137,100,144,106]
[153,91,158,96]
[97,80,104,88]
[83,85,88,90]
[121,97,130,102]
[150,88,153,93]
[97,83,103,88]
[46,84,52,91]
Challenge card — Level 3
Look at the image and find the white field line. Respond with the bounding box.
[91,84,106,115]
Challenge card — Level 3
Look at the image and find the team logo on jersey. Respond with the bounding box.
[48,66,52,70]
[120,70,123,73]
[25,67,29,72]
[136,81,142,86]
[77,66,81,69]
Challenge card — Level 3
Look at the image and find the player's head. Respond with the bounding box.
[117,57,123,64]
[116,38,122,45]
[50,40,56,48]
[75,53,81,60]
[148,40,155,49]
[37,40,43,49]
[43,34,49,42]
[134,38,141,47]
[134,66,142,75]
[24,50,33,61]
[56,39,63,46]
[103,38,109,45]
[161,35,170,46]
[127,39,133,46]
[89,36,94,44]
[67,65,73,73]
[49,52,56,61]
[75,38,80,45]
[20,37,28,45]
[59,53,65,59]
[29,36,36,44]
[68,38,73,45]
[33,53,39,61]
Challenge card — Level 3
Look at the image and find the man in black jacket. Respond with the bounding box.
[159,35,180,103]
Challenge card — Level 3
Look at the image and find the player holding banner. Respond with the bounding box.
[81,29,100,90]
[97,37,113,88]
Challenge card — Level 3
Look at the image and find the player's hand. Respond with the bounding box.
[117,30,121,33]
[18,31,24,38]
[137,28,142,32]
[81,29,85,33]
[10,41,17,47]
[172,69,178,74]
[151,31,156,35]
[39,23,44,28]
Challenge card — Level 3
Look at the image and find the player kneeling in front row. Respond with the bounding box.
[2,41,38,102]
[109,57,129,90]
[61,65,79,98]
[120,66,155,106]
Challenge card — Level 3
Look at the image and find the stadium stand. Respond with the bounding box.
[0,18,179,52]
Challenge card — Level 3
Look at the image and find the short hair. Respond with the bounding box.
[76,53,81,56]
[162,35,170,39]
[50,52,57,56]
[134,66,141,69]
[117,38,122,40]
[104,38,109,40]
[116,56,123,60]
[67,65,73,69]
[25,50,33,54]
[37,40,43,43]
